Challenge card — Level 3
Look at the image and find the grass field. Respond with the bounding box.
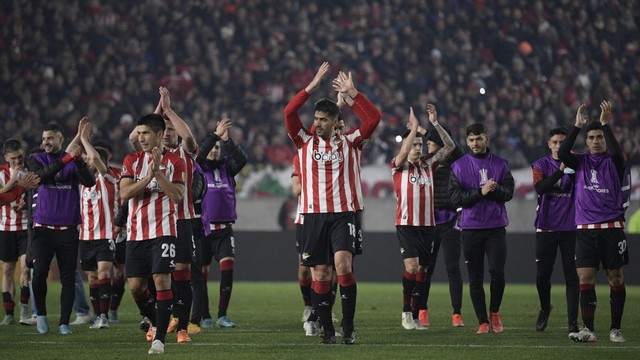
[0,282,637,359]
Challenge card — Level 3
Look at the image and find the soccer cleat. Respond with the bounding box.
[89,316,101,329]
[108,310,119,323]
[59,324,73,335]
[216,316,236,328]
[146,326,156,342]
[476,323,490,334]
[187,322,201,334]
[19,303,31,322]
[0,315,15,325]
[139,316,151,332]
[69,313,94,326]
[20,315,37,326]
[569,327,597,342]
[402,312,416,330]
[418,309,430,327]
[166,316,179,333]
[536,305,553,331]
[36,315,49,334]
[320,334,336,344]
[303,320,318,336]
[609,328,625,343]
[98,314,109,329]
[301,305,312,322]
[490,312,503,333]
[341,328,356,345]
[201,318,214,328]
[414,319,428,330]
[148,339,165,355]
[177,329,191,343]
[452,314,465,327]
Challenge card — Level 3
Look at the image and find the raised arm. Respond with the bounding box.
[394,107,418,168]
[425,104,455,163]
[333,71,381,143]
[159,86,197,153]
[129,125,142,152]
[195,119,230,165]
[557,104,585,169]
[79,118,107,176]
[285,63,329,146]
[598,100,626,174]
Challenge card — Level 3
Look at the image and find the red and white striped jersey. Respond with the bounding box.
[79,173,119,240]
[121,150,186,241]
[0,165,27,231]
[291,154,303,224]
[392,157,438,226]
[284,90,381,214]
[167,144,196,220]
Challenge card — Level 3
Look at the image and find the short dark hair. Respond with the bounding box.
[2,138,22,154]
[585,121,603,135]
[93,139,113,155]
[43,122,64,135]
[548,127,568,139]
[313,99,340,119]
[94,146,109,165]
[466,123,486,136]
[137,114,165,133]
[401,130,424,139]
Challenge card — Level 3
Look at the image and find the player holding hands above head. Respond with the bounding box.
[392,105,454,330]
[558,101,628,343]
[284,62,381,345]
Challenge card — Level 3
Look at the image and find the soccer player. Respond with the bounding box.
[415,122,465,328]
[197,118,246,329]
[28,122,96,335]
[392,106,454,330]
[531,127,579,334]
[284,63,381,344]
[131,87,198,342]
[120,114,186,355]
[75,118,119,329]
[449,123,514,334]
[0,139,33,326]
[558,101,628,343]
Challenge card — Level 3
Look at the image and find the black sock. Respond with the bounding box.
[154,289,173,343]
[580,284,596,331]
[402,271,416,313]
[173,270,192,331]
[20,286,30,305]
[610,284,626,330]
[338,273,357,334]
[89,285,100,315]
[98,279,112,316]
[133,288,156,325]
[2,292,14,316]
[218,263,233,318]
[110,278,125,311]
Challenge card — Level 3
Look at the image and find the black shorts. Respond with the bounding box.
[175,219,195,264]
[0,230,28,262]
[192,218,204,266]
[300,212,356,267]
[125,236,177,277]
[575,228,629,269]
[202,226,235,266]
[79,239,115,271]
[114,239,126,265]
[295,224,303,254]
[396,226,434,266]
[354,211,364,256]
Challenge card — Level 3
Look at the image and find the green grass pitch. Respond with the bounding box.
[0,282,637,359]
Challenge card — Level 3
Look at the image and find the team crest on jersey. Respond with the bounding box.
[479,168,489,186]
[82,188,100,200]
[302,252,311,260]
[590,169,599,184]
[121,166,127,175]
[313,150,343,162]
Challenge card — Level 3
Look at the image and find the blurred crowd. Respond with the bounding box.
[2,0,639,175]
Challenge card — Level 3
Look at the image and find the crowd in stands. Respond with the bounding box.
[2,0,639,177]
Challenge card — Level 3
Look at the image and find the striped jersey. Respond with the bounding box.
[121,150,186,241]
[0,165,27,231]
[291,154,303,224]
[79,173,119,240]
[284,90,381,214]
[391,157,438,226]
[167,144,196,220]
